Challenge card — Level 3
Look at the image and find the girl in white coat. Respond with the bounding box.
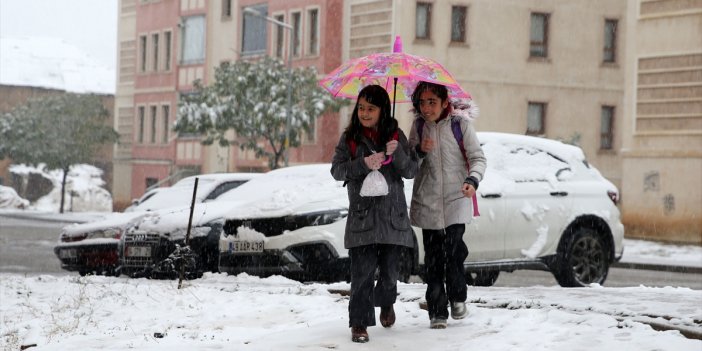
[408,81,486,329]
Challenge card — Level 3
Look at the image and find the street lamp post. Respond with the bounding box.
[243,7,293,167]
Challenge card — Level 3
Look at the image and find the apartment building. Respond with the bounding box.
[113,0,343,205]
[345,0,627,189]
[621,0,701,241]
[343,0,699,241]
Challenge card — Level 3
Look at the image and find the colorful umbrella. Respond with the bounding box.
[319,36,470,118]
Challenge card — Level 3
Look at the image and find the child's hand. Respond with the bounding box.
[385,140,398,155]
[364,152,384,170]
[420,138,435,153]
[461,183,476,198]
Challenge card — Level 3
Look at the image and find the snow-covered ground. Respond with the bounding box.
[1,272,700,350]
[4,164,113,213]
[1,212,700,350]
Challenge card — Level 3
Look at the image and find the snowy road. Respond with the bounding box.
[1,215,701,289]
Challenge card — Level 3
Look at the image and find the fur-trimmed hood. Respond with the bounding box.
[412,98,479,122]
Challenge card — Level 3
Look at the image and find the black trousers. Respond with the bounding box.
[348,244,401,327]
[422,223,468,319]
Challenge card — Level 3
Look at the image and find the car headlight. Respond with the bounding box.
[287,209,348,227]
[86,228,122,240]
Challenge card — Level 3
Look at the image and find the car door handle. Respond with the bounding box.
[481,193,502,198]
[550,191,568,197]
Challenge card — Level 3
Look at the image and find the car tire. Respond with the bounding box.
[553,227,610,287]
[465,270,499,287]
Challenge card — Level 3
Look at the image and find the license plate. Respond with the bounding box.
[229,240,264,254]
[59,249,77,259]
[127,246,152,257]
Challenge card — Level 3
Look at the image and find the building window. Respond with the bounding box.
[274,14,285,59]
[181,15,206,64]
[530,13,549,58]
[139,35,147,72]
[163,31,172,70]
[451,6,467,43]
[222,0,232,18]
[152,33,159,71]
[527,102,546,135]
[150,106,157,143]
[242,4,268,56]
[292,11,302,57]
[600,106,614,150]
[603,19,617,63]
[162,105,170,144]
[307,8,319,56]
[416,2,432,40]
[137,106,145,143]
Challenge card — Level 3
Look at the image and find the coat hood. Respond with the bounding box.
[412,98,479,122]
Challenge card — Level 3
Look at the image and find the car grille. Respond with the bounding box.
[224,217,292,237]
[122,232,160,268]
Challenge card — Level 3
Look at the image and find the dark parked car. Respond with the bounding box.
[54,173,258,276]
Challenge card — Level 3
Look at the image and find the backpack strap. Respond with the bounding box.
[416,118,425,143]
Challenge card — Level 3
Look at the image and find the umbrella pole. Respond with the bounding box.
[392,77,398,119]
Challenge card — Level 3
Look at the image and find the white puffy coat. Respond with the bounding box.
[409,99,486,230]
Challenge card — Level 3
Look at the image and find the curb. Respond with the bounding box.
[0,213,96,225]
[612,261,702,274]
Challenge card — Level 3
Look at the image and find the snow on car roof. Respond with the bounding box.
[478,132,586,163]
[133,173,260,211]
[217,164,348,219]
[173,173,261,187]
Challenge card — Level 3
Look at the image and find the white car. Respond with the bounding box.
[218,133,624,287]
[54,172,259,276]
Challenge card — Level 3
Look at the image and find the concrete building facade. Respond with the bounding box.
[344,0,627,190]
[621,0,702,242]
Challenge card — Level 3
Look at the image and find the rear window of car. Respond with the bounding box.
[484,142,571,183]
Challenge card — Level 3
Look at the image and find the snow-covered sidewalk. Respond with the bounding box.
[1,273,700,350]
[618,239,702,271]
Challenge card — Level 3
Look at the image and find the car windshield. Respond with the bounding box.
[132,178,217,211]
[482,142,571,183]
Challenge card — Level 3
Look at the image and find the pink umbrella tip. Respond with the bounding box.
[393,36,402,53]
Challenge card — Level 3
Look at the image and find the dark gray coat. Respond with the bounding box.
[331,130,418,249]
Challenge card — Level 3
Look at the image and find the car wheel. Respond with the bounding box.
[553,227,609,287]
[465,270,499,287]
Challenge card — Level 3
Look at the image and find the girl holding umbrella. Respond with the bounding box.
[409,81,486,329]
[330,84,418,343]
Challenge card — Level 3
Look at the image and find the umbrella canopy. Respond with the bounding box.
[319,36,470,110]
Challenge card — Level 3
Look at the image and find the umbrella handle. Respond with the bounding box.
[381,155,393,165]
[392,77,398,119]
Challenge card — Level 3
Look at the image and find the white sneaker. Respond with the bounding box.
[430,318,448,329]
[450,302,468,320]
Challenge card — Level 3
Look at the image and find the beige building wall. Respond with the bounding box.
[346,0,627,188]
[113,0,138,207]
[201,0,241,174]
[621,0,702,242]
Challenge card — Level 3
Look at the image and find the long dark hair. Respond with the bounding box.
[411,81,449,112]
[344,84,398,145]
